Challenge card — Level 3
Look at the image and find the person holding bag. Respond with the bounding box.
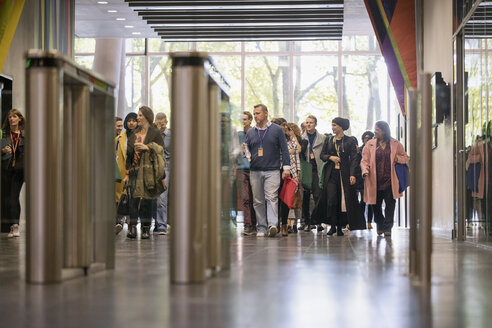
[287,123,302,233]
[361,121,409,236]
[122,106,166,239]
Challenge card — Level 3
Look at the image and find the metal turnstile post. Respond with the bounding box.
[26,65,64,283]
[206,82,221,273]
[170,54,209,283]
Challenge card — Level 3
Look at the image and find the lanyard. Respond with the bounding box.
[10,132,20,167]
[334,138,343,157]
[256,126,269,148]
[308,132,317,150]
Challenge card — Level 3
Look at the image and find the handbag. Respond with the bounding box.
[395,163,409,193]
[279,176,297,209]
[117,186,130,216]
[300,158,312,190]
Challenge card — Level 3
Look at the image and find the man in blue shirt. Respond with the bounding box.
[244,104,290,237]
[154,112,171,235]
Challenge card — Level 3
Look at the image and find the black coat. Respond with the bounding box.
[311,135,366,230]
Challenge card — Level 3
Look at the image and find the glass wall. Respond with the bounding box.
[75,37,402,142]
[463,39,492,243]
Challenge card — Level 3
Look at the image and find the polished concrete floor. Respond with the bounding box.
[0,225,491,328]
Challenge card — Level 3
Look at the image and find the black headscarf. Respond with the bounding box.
[332,117,350,131]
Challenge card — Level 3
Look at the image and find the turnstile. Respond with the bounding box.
[25,50,115,283]
[170,53,232,284]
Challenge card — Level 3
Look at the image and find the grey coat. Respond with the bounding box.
[301,130,325,178]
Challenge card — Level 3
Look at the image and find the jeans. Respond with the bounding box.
[250,170,281,233]
[155,167,170,232]
[373,186,396,232]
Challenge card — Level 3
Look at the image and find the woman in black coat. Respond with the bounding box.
[1,109,25,237]
[313,117,365,235]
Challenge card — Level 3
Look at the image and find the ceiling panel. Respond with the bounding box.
[75,0,374,39]
[125,0,344,41]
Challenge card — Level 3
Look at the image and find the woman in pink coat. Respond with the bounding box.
[361,121,408,236]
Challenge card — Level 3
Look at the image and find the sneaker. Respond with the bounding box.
[303,224,312,232]
[153,229,168,235]
[293,225,298,233]
[268,225,278,237]
[256,231,266,237]
[243,226,257,236]
[115,224,123,235]
[317,225,324,232]
[8,224,19,238]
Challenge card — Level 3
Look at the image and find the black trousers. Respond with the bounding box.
[326,168,345,229]
[278,173,290,225]
[129,197,153,227]
[302,164,320,225]
[1,168,24,230]
[373,186,396,232]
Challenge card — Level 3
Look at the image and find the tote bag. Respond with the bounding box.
[280,177,297,209]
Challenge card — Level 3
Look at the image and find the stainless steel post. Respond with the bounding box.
[170,53,209,283]
[26,66,64,283]
[455,34,466,241]
[419,73,433,285]
[407,88,418,278]
[91,94,116,269]
[206,81,221,273]
[64,85,91,268]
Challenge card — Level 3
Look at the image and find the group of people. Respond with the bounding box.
[238,104,408,238]
[114,106,170,239]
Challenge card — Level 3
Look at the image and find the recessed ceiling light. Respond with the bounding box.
[116,18,126,21]
[107,10,117,13]
[132,32,141,35]
[124,25,134,28]
[97,1,108,4]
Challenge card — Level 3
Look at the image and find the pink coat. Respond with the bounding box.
[360,138,409,205]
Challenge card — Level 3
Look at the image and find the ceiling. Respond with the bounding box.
[464,1,492,38]
[75,0,373,40]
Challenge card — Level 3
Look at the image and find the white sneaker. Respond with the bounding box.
[256,231,266,237]
[115,224,123,235]
[8,224,20,238]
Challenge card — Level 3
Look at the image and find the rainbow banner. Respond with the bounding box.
[0,0,26,72]
[364,0,417,116]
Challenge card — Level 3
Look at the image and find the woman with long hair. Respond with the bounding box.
[1,109,25,237]
[361,121,409,236]
[115,112,138,234]
[287,122,302,233]
[122,106,165,239]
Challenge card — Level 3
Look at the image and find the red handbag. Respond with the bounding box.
[279,176,297,209]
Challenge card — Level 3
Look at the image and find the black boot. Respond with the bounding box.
[336,226,344,236]
[127,225,137,239]
[141,226,150,239]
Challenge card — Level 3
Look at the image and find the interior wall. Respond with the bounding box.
[0,0,38,112]
[423,0,455,237]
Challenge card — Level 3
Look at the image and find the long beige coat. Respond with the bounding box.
[361,138,409,204]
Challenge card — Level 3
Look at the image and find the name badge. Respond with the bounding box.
[258,148,264,157]
[310,153,315,160]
